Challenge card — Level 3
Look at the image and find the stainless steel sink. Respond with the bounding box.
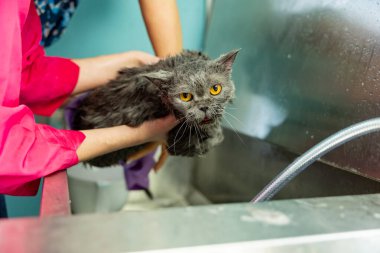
[192,128,380,203]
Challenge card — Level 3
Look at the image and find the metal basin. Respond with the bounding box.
[191,128,380,203]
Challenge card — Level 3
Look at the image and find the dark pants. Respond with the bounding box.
[0,195,7,218]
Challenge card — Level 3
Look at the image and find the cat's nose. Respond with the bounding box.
[200,107,208,112]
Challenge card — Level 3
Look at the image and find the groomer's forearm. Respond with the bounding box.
[139,0,183,57]
[75,115,178,162]
[76,126,145,162]
[71,54,125,95]
[71,52,159,95]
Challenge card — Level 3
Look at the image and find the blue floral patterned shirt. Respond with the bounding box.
[34,0,78,47]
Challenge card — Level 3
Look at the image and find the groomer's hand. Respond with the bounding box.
[137,114,179,143]
[71,51,160,94]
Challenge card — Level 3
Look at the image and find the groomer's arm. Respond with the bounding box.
[139,0,183,57]
[71,51,159,94]
[76,115,177,162]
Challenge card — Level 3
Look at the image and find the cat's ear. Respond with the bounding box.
[214,49,240,72]
[143,70,173,90]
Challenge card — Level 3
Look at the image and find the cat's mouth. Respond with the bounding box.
[200,117,214,125]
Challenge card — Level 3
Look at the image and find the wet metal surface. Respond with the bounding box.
[205,0,380,181]
[193,128,380,202]
[128,230,380,253]
[1,194,380,252]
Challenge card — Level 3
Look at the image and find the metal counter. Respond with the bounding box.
[1,194,380,252]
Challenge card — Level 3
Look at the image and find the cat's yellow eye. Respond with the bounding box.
[179,93,193,102]
[210,84,222,95]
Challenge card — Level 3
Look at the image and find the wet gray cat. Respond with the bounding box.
[72,49,239,167]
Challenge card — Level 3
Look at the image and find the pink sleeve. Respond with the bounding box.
[0,0,86,196]
[20,51,80,116]
[19,2,79,116]
[0,106,86,196]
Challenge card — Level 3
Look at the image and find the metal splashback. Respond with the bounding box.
[205,0,380,180]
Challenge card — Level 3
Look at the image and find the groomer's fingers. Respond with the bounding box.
[137,114,179,142]
[130,51,160,66]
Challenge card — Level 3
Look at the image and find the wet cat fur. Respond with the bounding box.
[72,50,239,167]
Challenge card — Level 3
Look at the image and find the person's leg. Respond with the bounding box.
[0,195,7,218]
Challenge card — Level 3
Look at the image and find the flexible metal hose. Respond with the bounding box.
[251,118,380,203]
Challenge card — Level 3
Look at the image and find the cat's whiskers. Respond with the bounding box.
[167,120,187,153]
[175,115,187,122]
[194,122,205,155]
[175,123,189,154]
[209,106,245,145]
[224,111,246,127]
[194,123,203,154]
[192,122,201,152]
[222,115,247,146]
[188,124,192,154]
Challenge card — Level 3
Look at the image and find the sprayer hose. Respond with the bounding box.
[251,117,380,203]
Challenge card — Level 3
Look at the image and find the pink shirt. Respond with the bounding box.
[0,0,85,195]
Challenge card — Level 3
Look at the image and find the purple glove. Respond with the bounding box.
[120,152,156,194]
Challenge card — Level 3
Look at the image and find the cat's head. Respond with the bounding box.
[145,49,239,126]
